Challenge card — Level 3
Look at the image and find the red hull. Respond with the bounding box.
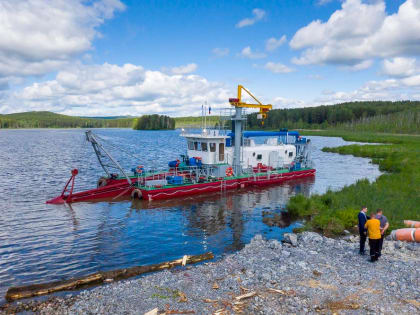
[47,169,315,204]
[141,169,315,201]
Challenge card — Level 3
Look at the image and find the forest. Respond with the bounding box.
[247,101,420,134]
[0,111,133,128]
[132,114,175,130]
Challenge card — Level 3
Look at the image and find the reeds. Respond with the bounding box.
[288,131,420,236]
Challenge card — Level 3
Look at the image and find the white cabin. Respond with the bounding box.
[182,130,296,169]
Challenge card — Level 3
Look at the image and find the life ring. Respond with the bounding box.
[225,167,234,177]
[97,177,108,188]
[131,189,142,200]
[136,165,144,174]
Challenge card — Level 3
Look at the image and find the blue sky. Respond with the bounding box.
[0,0,419,116]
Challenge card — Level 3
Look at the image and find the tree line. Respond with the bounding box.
[247,101,420,132]
[0,111,133,129]
[132,114,175,130]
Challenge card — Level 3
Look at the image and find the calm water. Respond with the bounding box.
[0,129,381,302]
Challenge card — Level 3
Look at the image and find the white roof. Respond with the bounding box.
[181,130,229,139]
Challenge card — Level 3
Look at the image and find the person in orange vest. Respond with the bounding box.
[365,213,382,262]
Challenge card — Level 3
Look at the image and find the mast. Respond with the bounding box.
[229,85,273,174]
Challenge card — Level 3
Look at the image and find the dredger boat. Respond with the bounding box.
[47,85,315,204]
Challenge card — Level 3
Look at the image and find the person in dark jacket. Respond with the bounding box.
[376,208,389,257]
[358,206,369,255]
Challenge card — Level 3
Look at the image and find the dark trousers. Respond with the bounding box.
[359,232,367,253]
[369,238,380,261]
[378,235,384,256]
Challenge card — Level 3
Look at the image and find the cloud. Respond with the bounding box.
[212,48,229,57]
[401,75,420,87]
[265,36,286,52]
[239,46,267,59]
[312,77,420,105]
[290,0,420,68]
[4,63,231,116]
[236,8,266,28]
[264,62,294,73]
[0,0,125,79]
[342,60,373,71]
[272,75,420,109]
[272,96,307,109]
[170,63,198,75]
[382,57,417,77]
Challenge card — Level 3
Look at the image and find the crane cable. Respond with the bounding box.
[91,133,143,163]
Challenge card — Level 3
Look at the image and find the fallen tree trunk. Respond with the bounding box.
[6,252,214,302]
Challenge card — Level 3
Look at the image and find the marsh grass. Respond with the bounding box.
[288,130,420,236]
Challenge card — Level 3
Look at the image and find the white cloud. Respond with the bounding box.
[170,63,198,75]
[264,62,294,73]
[401,75,420,87]
[265,36,286,52]
[3,63,231,116]
[0,0,125,79]
[382,57,417,77]
[239,46,267,59]
[290,0,420,68]
[342,60,373,71]
[272,96,307,109]
[236,8,266,28]
[312,77,420,105]
[212,48,229,57]
[271,75,420,109]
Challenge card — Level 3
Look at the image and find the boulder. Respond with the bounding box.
[298,232,323,244]
[283,233,298,247]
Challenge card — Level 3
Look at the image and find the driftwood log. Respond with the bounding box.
[6,252,214,301]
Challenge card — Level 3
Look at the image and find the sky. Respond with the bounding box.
[0,0,420,116]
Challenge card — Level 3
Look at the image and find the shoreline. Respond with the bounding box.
[2,232,418,314]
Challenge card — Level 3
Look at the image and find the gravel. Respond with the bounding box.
[2,232,419,314]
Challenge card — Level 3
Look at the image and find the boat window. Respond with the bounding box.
[188,141,194,150]
[289,152,293,157]
[201,142,208,152]
[210,143,216,152]
[257,154,262,160]
[219,143,224,161]
[253,152,256,157]
[194,141,200,151]
[285,150,287,154]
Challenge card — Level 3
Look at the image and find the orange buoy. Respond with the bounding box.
[404,220,420,228]
[390,228,420,242]
[225,167,234,177]
[416,228,420,242]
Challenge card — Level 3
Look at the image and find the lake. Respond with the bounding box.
[0,129,381,302]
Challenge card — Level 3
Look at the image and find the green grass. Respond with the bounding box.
[287,130,420,236]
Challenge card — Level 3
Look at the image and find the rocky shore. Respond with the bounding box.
[2,232,419,314]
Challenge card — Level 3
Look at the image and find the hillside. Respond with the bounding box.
[0,111,133,129]
[2,100,420,133]
[247,101,420,133]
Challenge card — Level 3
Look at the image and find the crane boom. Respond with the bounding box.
[229,85,272,121]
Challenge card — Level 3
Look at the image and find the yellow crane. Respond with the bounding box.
[228,85,272,124]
